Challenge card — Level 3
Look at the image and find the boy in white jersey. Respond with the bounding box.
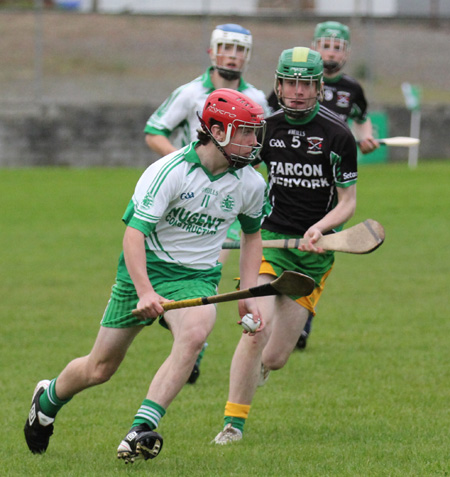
[24,89,267,464]
[145,24,271,382]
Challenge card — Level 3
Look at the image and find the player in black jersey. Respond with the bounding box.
[213,47,357,445]
[268,21,378,349]
[311,21,378,155]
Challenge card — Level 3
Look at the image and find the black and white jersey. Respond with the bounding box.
[260,105,357,236]
[322,74,368,123]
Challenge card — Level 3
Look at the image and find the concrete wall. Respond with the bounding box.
[0,103,448,168]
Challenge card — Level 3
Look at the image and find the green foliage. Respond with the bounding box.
[1,163,449,476]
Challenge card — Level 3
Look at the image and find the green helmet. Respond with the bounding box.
[312,21,350,74]
[274,47,323,118]
[313,21,351,44]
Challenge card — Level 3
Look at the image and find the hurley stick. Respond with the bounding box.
[222,219,385,254]
[132,271,315,315]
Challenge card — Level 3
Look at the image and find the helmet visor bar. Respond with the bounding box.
[275,74,320,118]
[314,37,349,52]
[228,121,266,167]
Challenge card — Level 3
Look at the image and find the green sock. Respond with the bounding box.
[132,399,166,430]
[39,378,72,418]
[224,416,246,433]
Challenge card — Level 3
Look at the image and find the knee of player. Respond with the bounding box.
[263,349,290,370]
[87,361,118,385]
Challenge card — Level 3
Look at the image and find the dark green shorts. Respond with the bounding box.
[101,278,219,329]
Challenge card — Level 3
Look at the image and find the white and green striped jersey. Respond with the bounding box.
[144,67,271,149]
[123,142,267,270]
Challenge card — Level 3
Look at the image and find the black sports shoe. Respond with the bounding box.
[186,342,207,384]
[117,424,163,464]
[24,380,55,454]
[187,363,200,384]
[295,330,309,350]
[296,312,314,350]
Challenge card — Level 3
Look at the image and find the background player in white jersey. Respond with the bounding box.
[213,48,357,444]
[145,23,271,381]
[24,89,267,464]
[145,23,271,156]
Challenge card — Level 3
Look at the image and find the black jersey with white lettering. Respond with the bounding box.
[260,104,357,236]
[322,74,368,123]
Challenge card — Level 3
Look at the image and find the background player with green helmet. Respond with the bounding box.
[311,20,378,155]
[268,21,378,154]
[144,23,271,383]
[213,47,358,444]
[24,88,268,463]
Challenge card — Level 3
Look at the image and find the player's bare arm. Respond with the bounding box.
[145,134,177,157]
[123,226,167,319]
[352,118,379,154]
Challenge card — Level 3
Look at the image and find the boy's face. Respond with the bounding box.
[214,43,247,74]
[278,78,319,112]
[314,38,349,75]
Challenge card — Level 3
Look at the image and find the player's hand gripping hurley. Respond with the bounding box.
[132,271,314,317]
[222,219,385,254]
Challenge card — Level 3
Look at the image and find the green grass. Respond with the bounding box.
[1,162,449,476]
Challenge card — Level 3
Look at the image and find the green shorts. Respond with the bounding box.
[260,229,335,314]
[101,278,219,329]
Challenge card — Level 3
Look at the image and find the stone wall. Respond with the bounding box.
[0,103,448,168]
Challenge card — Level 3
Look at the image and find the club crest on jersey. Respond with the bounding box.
[220,195,235,212]
[307,137,323,155]
[141,191,154,209]
[337,91,350,108]
[324,88,334,102]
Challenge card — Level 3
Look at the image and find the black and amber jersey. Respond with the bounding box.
[260,104,357,236]
[322,74,368,123]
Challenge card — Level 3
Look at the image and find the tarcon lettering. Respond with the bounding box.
[269,161,323,177]
[269,161,329,189]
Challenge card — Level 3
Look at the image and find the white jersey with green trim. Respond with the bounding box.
[144,67,271,149]
[126,142,267,270]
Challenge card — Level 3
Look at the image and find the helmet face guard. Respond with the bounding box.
[210,24,252,81]
[274,47,323,119]
[199,88,266,169]
[312,21,351,74]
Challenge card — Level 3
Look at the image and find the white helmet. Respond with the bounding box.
[210,24,252,81]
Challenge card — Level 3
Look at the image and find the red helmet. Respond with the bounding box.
[200,88,266,168]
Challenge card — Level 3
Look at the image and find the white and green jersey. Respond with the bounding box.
[122,142,267,271]
[144,67,271,149]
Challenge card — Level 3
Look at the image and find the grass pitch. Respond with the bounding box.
[1,162,449,476]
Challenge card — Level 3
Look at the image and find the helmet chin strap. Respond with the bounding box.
[216,67,242,81]
[323,60,344,74]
